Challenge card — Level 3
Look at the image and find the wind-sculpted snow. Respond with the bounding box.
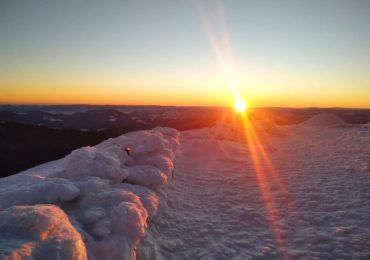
[139,123,370,259]
[0,127,179,260]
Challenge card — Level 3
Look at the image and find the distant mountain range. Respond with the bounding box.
[0,104,166,114]
[0,106,225,133]
[0,105,369,177]
[0,106,224,177]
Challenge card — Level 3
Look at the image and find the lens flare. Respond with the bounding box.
[234,99,247,112]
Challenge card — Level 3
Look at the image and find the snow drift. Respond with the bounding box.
[300,113,349,127]
[0,127,179,260]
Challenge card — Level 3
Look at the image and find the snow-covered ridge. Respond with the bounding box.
[300,113,349,127]
[0,127,179,260]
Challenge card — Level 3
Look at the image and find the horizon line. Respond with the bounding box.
[1,102,370,110]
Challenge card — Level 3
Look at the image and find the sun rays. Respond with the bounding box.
[196,1,295,257]
[196,0,244,105]
[239,113,288,258]
[234,98,248,113]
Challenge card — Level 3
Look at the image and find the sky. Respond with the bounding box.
[0,0,369,108]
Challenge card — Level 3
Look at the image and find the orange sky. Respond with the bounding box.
[1,1,369,108]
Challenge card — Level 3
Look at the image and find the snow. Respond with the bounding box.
[1,116,370,259]
[0,205,87,259]
[300,113,349,127]
[0,127,179,260]
[108,116,117,122]
[42,116,64,122]
[58,146,128,183]
[123,165,168,190]
[0,177,81,209]
[161,111,179,119]
[138,122,370,259]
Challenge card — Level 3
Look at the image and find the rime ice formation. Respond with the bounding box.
[0,127,179,260]
[0,205,87,260]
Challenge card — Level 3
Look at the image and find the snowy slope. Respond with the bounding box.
[138,123,370,259]
[300,113,349,127]
[1,118,370,259]
[0,127,179,260]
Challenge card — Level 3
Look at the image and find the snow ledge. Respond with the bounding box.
[0,127,179,260]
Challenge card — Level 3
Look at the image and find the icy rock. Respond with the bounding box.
[93,218,112,237]
[97,143,132,165]
[59,146,128,183]
[82,206,105,224]
[74,176,110,195]
[0,178,80,210]
[115,183,160,218]
[79,188,148,239]
[0,204,87,260]
[124,165,168,189]
[0,127,180,259]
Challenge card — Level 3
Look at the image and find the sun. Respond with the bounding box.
[234,99,248,112]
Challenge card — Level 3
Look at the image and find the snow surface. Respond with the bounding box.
[137,121,370,259]
[1,114,370,259]
[108,116,117,122]
[43,116,64,122]
[300,113,349,127]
